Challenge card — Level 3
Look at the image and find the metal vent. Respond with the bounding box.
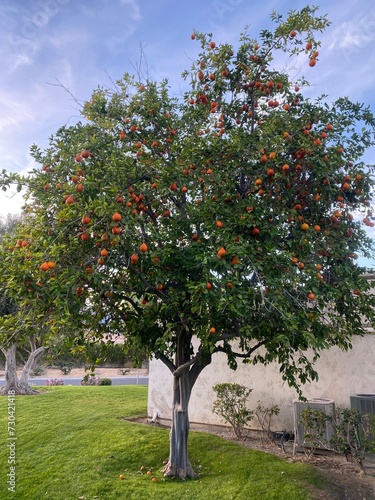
[350,394,375,414]
[293,399,335,448]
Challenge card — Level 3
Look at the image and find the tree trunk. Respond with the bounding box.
[19,345,45,386]
[0,344,44,395]
[163,369,197,479]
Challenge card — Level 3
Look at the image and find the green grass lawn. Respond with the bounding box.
[0,386,328,499]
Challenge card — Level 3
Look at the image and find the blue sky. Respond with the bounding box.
[1,0,375,262]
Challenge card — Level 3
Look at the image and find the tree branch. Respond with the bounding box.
[213,340,266,358]
[154,351,175,374]
[173,349,203,378]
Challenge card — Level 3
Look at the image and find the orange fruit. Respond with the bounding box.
[130,254,139,264]
[112,212,122,222]
[47,261,56,269]
[206,282,212,290]
[82,215,91,225]
[301,223,309,231]
[140,243,148,253]
[251,227,260,236]
[100,249,108,257]
[209,327,216,334]
[313,225,321,232]
[217,247,227,258]
[65,195,74,205]
[40,262,49,271]
[308,292,315,300]
[216,220,223,228]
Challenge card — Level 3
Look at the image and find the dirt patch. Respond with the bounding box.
[129,416,375,499]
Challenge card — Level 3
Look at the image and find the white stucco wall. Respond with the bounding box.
[148,333,375,432]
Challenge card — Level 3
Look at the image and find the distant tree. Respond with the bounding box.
[0,214,45,395]
[1,6,375,477]
[0,213,23,237]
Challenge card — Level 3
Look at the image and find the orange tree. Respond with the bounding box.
[2,6,375,479]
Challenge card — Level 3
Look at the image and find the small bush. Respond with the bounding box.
[300,406,375,469]
[60,365,72,375]
[32,365,44,376]
[299,406,329,457]
[45,379,64,386]
[80,374,101,386]
[99,378,112,386]
[255,401,281,443]
[118,368,130,375]
[212,383,254,439]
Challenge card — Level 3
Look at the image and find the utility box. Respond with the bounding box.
[293,399,335,448]
[350,394,375,415]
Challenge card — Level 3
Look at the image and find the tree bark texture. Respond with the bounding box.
[163,369,197,479]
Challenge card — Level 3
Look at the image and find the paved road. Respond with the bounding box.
[0,376,148,387]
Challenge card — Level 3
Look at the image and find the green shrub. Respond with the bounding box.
[32,365,44,376]
[60,365,72,375]
[212,383,254,439]
[300,406,375,469]
[99,378,112,386]
[255,401,280,442]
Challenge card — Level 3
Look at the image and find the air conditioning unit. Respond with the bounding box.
[350,394,375,414]
[293,399,335,448]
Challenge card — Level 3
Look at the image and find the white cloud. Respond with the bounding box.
[121,0,141,21]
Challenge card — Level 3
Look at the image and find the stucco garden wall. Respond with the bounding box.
[148,333,375,432]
